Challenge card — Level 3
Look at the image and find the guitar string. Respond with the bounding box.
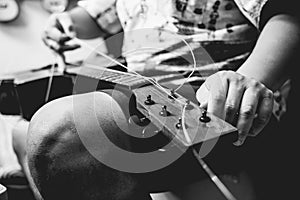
[44,62,55,103]
[73,38,171,97]
[72,36,196,106]
[181,103,192,144]
[45,53,66,103]
[46,33,237,200]
[173,36,196,93]
[44,34,196,105]
[45,34,196,148]
[192,148,238,200]
[74,36,197,145]
[73,38,172,94]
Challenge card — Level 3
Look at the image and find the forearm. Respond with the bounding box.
[68,7,106,39]
[237,14,300,91]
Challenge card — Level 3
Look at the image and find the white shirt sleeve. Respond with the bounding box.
[79,0,122,35]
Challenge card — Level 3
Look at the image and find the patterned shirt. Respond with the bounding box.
[80,0,288,120]
[80,0,264,71]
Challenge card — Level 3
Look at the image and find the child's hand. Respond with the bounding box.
[196,71,274,146]
[42,12,80,53]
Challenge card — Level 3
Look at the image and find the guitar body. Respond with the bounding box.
[0,0,20,22]
[0,66,74,120]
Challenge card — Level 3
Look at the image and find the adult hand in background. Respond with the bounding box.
[42,12,80,53]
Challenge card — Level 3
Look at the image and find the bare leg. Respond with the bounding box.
[27,91,152,200]
[11,118,28,169]
[12,119,44,200]
[0,114,23,180]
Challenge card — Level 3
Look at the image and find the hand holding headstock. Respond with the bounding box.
[133,85,237,148]
[66,64,237,148]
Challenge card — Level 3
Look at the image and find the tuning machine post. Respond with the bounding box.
[159,105,170,117]
[199,109,211,123]
[175,118,182,129]
[144,94,155,105]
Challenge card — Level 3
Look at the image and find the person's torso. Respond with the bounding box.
[116,0,259,74]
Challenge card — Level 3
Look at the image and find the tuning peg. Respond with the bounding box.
[144,95,155,105]
[168,89,178,99]
[199,110,211,123]
[159,105,169,117]
[175,118,182,129]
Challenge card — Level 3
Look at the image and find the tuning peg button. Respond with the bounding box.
[144,95,155,105]
[159,105,169,117]
[199,110,211,123]
[175,118,182,129]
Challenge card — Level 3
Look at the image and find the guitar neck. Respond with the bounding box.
[66,63,152,90]
[66,63,237,148]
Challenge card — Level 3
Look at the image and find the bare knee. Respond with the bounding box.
[27,92,143,200]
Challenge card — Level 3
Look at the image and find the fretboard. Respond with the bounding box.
[66,64,151,90]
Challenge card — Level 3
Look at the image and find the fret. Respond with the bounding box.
[66,64,150,89]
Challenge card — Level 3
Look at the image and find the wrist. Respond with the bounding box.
[236,63,280,92]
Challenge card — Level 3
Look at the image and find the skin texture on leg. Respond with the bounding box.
[27,91,152,200]
[0,114,23,179]
[11,118,43,199]
[12,118,29,169]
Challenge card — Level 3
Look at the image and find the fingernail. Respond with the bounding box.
[233,138,245,146]
[233,140,242,146]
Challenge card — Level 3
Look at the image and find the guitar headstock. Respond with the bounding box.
[0,0,20,23]
[66,64,237,148]
[133,85,237,148]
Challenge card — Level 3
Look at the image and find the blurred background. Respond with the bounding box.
[0,1,108,199]
[0,0,109,76]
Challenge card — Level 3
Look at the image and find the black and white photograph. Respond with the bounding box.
[1,0,299,199]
